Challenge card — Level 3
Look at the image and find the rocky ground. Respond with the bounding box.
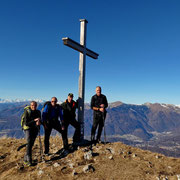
[1,136,180,180]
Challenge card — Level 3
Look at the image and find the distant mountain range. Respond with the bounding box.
[1,100,180,139]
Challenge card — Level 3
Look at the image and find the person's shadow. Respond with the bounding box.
[47,139,101,162]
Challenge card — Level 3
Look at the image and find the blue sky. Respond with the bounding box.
[0,0,180,104]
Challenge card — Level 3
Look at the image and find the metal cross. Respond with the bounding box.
[62,19,99,140]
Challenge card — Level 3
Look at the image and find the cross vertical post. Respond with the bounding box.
[78,19,87,140]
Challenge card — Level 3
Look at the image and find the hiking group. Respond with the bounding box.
[21,86,108,166]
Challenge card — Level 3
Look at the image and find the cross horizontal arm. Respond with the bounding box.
[62,37,99,59]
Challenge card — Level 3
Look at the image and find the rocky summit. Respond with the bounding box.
[1,136,180,180]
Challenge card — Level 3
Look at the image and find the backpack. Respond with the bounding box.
[41,101,51,113]
[42,101,60,122]
[21,106,31,130]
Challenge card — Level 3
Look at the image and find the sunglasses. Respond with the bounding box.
[51,101,57,103]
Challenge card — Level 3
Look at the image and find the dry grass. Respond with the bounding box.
[1,137,180,180]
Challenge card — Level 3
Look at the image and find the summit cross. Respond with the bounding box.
[62,19,99,140]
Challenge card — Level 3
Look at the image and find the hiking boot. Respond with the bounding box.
[68,145,75,152]
[91,140,97,146]
[44,152,50,156]
[63,149,69,156]
[72,141,81,146]
[24,160,32,167]
[96,139,102,144]
[24,155,32,165]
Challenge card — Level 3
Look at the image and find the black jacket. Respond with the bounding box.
[61,100,77,121]
[91,94,108,114]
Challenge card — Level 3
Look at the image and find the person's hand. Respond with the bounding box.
[34,118,40,122]
[34,118,41,126]
[36,120,41,126]
[43,123,48,129]
[99,107,104,112]
[62,126,65,131]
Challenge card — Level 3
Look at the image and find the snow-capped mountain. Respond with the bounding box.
[0,98,65,104]
[0,98,46,103]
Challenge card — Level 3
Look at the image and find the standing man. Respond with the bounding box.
[23,101,41,166]
[91,86,108,143]
[61,93,80,146]
[42,97,67,155]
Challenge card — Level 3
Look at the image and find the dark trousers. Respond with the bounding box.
[24,128,38,162]
[91,112,105,141]
[63,118,81,146]
[44,120,67,153]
